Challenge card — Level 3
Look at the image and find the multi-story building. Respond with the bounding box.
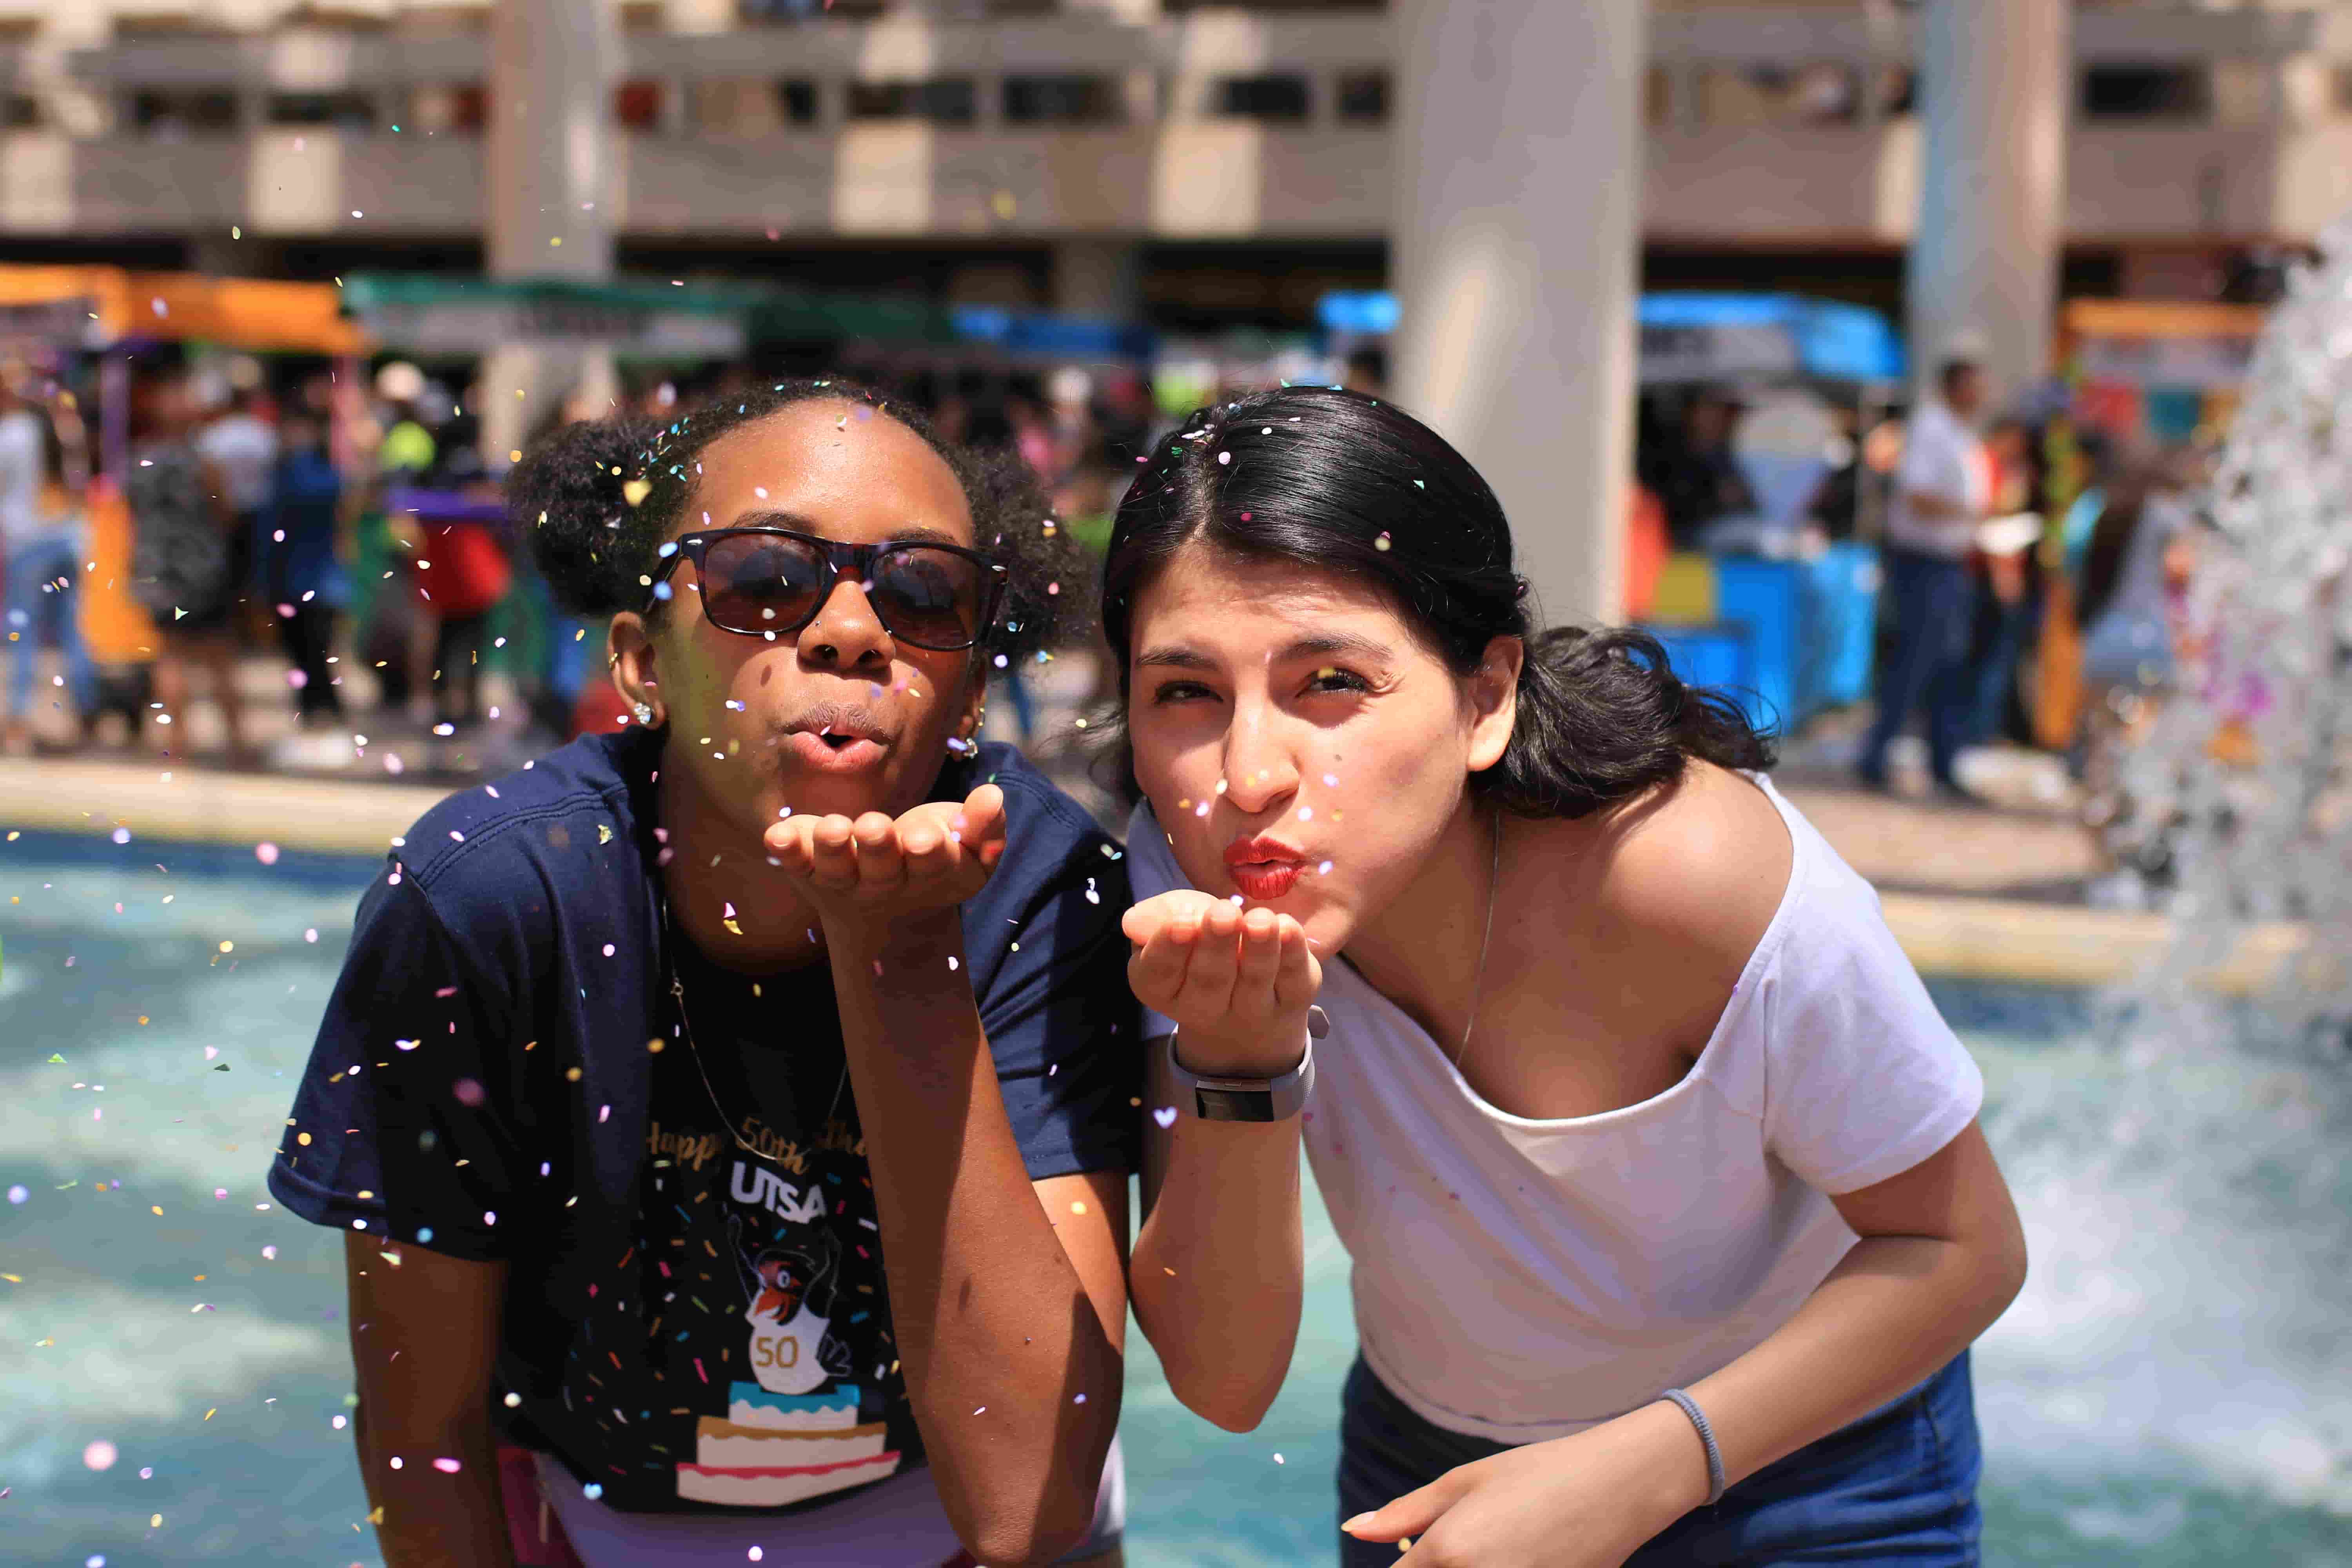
[0,0,2343,327]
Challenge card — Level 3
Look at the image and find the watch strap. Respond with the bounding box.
[1163,1024,1317,1122]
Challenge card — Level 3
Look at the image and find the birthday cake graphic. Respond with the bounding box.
[676,1383,901,1506]
[677,1203,900,1505]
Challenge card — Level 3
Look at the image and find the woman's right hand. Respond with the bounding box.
[1123,890,1322,1078]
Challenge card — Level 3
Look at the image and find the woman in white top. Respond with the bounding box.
[1107,387,2027,1568]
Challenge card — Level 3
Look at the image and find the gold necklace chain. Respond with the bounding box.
[663,903,849,1157]
[1450,810,1504,1071]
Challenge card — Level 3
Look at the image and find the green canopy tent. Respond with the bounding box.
[338,273,958,360]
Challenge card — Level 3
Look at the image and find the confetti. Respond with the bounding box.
[254,842,279,865]
[1152,1106,1179,1129]
[83,1439,116,1470]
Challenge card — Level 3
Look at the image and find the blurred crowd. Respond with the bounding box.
[1634,344,2211,883]
[0,348,1204,774]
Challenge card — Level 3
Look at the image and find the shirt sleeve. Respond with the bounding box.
[973,792,1145,1182]
[1759,893,1985,1196]
[1896,413,1968,509]
[1121,801,1185,1043]
[265,866,536,1260]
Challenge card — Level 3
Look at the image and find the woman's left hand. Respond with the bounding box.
[762,784,1007,932]
[1342,1414,1697,1568]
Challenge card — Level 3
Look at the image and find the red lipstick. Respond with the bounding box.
[1225,834,1307,902]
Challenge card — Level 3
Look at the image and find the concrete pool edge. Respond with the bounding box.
[1,755,441,855]
[2,756,2304,989]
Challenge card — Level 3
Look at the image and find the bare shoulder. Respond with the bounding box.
[1594,760,1794,971]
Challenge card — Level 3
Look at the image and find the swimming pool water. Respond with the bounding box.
[4,838,2348,1566]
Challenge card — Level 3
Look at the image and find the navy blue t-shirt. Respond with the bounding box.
[268,729,1138,1515]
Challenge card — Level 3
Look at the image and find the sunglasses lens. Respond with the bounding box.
[699,534,828,633]
[871,547,987,649]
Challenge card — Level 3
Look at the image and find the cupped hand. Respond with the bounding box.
[1123,889,1322,1077]
[1340,1415,1697,1568]
[762,784,1007,931]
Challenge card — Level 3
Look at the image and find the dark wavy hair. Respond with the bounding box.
[1099,384,1775,818]
[506,377,1087,664]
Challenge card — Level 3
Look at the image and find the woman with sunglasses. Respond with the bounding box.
[270,381,1137,1567]
[1111,387,2027,1567]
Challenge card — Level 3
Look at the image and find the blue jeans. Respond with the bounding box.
[1860,550,1978,784]
[6,533,98,721]
[1969,590,2038,747]
[1339,1352,1981,1566]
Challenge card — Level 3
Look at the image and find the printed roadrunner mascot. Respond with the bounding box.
[727,1212,854,1395]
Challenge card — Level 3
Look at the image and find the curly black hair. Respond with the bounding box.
[506,377,1090,664]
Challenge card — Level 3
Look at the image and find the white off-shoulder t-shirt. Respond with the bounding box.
[1125,773,1984,1444]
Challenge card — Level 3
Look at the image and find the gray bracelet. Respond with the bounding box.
[1658,1388,1726,1506]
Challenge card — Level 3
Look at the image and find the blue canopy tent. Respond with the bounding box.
[1312,289,1905,387]
[1634,292,1905,388]
[1630,294,1906,735]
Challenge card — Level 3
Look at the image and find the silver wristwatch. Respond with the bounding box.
[1161,1006,1327,1123]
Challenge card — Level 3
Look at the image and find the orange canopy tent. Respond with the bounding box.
[0,264,367,357]
[0,265,369,661]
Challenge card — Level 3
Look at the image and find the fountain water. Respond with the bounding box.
[1959,217,2352,1557]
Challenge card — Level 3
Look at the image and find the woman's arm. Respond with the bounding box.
[773,789,1126,1566]
[1342,1123,2027,1566]
[342,1233,519,1568]
[1660,1120,2027,1493]
[1123,892,1319,1432]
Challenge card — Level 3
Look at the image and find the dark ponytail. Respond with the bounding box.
[1495,625,1775,817]
[505,376,1089,662]
[1099,384,1775,818]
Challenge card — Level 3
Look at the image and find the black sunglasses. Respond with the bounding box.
[647,526,1008,652]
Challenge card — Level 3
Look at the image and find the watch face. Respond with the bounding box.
[1194,1087,1278,1123]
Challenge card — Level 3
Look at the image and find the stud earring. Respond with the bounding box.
[634,703,655,725]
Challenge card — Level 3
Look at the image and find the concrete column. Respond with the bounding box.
[483,0,621,463]
[1388,0,1645,628]
[1906,0,2068,410]
[1052,239,1143,320]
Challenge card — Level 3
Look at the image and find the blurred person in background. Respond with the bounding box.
[2077,445,2202,892]
[196,367,279,552]
[256,407,350,733]
[1,385,96,755]
[374,361,437,477]
[1966,419,2044,747]
[402,459,514,737]
[1856,355,1992,802]
[1652,387,1758,550]
[1008,392,1056,481]
[129,368,252,765]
